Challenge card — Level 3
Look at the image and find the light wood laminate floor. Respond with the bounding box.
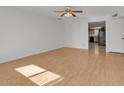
[0,44,124,86]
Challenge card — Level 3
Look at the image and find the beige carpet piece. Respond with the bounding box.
[29,71,62,86]
[15,64,46,77]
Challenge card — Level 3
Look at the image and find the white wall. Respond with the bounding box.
[64,19,88,49]
[0,7,64,63]
[63,16,113,52]
[0,7,121,63]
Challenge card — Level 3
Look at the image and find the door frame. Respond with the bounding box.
[88,21,106,51]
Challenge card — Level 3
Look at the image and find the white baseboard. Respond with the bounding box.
[0,46,63,64]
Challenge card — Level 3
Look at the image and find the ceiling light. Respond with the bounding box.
[65,12,72,17]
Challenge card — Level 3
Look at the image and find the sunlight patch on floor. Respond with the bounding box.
[15,64,46,77]
[29,71,63,86]
[15,64,64,85]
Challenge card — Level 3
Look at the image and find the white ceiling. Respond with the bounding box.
[16,6,124,19]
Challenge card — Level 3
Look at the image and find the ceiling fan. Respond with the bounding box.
[54,6,83,17]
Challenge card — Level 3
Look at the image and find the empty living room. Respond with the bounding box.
[0,1,124,92]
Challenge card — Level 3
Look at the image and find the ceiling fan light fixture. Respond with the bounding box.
[54,6,83,17]
[65,12,72,17]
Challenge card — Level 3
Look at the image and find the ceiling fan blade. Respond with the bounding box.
[72,10,83,13]
[72,13,76,17]
[61,13,66,17]
[54,11,64,13]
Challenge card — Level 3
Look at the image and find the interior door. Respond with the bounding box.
[109,18,124,53]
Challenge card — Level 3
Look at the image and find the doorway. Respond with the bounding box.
[88,21,106,53]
